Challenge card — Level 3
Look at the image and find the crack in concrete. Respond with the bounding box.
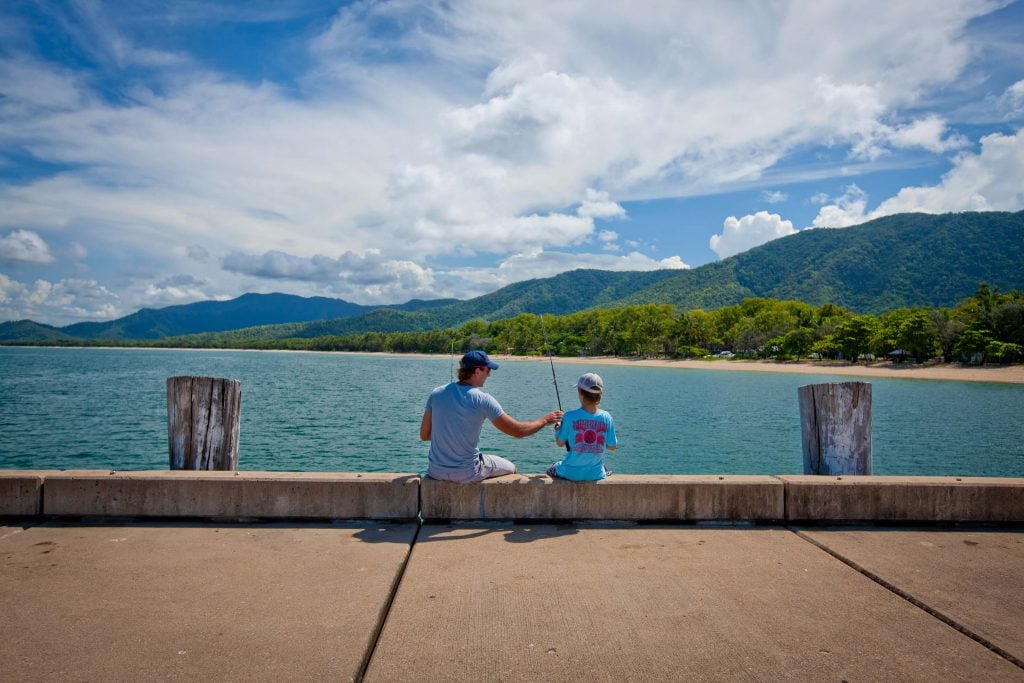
[788,526,1024,671]
[356,522,422,682]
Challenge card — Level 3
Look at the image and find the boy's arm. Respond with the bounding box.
[554,418,567,447]
[554,422,570,451]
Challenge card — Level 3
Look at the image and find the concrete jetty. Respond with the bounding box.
[2,470,1023,681]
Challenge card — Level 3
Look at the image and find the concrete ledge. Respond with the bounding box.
[0,471,44,516]
[780,475,1024,522]
[5,470,1024,522]
[41,471,419,520]
[421,474,785,521]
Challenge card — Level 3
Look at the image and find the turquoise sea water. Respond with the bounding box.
[0,347,1021,476]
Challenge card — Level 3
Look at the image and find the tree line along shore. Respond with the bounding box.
[7,285,1022,368]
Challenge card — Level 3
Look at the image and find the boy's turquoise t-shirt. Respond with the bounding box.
[554,407,617,480]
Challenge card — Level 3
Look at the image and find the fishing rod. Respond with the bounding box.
[450,338,455,383]
[540,314,569,451]
[540,314,562,411]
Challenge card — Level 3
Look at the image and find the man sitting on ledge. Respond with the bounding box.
[420,350,563,483]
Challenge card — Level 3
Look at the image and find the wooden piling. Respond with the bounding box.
[167,376,241,470]
[798,381,872,475]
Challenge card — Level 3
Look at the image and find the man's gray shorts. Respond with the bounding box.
[427,453,516,483]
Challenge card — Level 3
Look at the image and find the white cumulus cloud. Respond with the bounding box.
[0,275,123,326]
[0,229,55,264]
[812,185,870,228]
[144,275,214,308]
[222,249,437,304]
[811,77,967,160]
[710,212,797,259]
[0,273,25,306]
[998,79,1024,120]
[578,189,626,220]
[874,128,1024,214]
[813,128,1024,225]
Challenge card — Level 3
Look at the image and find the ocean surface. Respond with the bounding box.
[0,347,1021,476]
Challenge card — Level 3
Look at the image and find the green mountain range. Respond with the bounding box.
[2,211,1021,343]
[200,211,1023,342]
[622,211,1024,313]
[0,292,458,342]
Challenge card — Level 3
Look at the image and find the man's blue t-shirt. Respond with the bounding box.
[425,382,504,475]
[554,407,617,480]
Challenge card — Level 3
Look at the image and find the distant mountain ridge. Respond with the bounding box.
[1,211,1021,342]
[58,292,369,340]
[211,210,1023,342]
[0,292,459,341]
[617,211,1024,313]
[0,320,77,342]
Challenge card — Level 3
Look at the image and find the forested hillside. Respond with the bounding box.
[146,286,1023,365]
[1,211,1021,342]
[0,320,75,342]
[189,211,1024,342]
[622,212,1023,312]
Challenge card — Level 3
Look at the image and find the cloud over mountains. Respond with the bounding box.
[0,1,1022,325]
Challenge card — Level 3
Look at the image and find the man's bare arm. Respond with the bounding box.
[492,411,563,439]
[419,410,432,441]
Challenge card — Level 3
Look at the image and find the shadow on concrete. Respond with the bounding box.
[352,524,419,544]
[417,523,580,544]
[503,524,580,543]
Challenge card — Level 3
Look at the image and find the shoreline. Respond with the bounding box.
[432,353,1024,384]
[9,345,1023,383]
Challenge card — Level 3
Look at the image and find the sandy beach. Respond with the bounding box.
[486,354,1024,384]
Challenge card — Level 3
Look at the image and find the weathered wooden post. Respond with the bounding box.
[167,376,241,470]
[798,381,872,475]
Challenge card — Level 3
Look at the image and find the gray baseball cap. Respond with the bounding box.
[576,372,604,393]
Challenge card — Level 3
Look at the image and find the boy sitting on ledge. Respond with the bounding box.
[548,373,618,481]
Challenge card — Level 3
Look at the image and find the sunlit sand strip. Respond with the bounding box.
[489,354,1024,383]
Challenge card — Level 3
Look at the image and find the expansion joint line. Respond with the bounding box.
[787,527,1024,671]
[355,520,423,682]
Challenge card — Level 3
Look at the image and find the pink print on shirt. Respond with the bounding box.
[572,418,608,454]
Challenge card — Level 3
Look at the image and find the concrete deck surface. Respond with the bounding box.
[0,521,415,681]
[2,521,1022,682]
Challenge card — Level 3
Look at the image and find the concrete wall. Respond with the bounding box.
[421,474,784,521]
[23,471,419,520]
[0,471,43,516]
[2,470,1023,523]
[780,475,1024,523]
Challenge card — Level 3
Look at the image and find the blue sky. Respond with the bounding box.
[1,1,1023,326]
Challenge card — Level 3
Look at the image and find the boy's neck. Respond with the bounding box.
[581,403,599,414]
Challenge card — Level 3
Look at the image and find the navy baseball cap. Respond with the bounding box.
[460,350,499,370]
